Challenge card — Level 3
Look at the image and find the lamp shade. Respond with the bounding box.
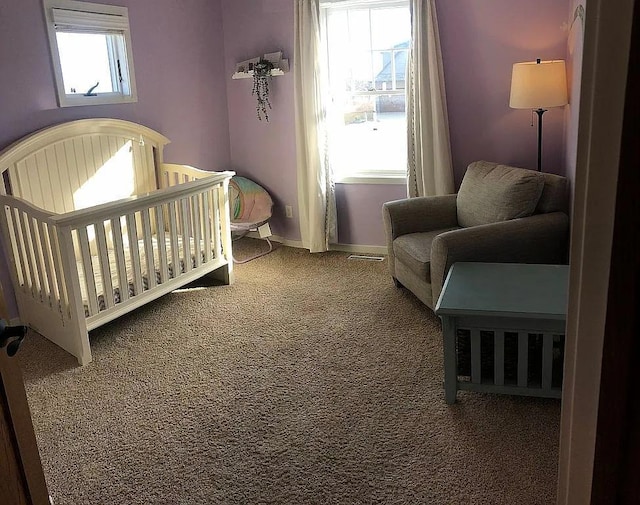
[509,60,568,109]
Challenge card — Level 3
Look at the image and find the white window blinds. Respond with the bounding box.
[51,7,129,32]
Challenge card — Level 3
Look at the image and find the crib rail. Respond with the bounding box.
[0,120,237,365]
[50,171,233,324]
[0,193,92,361]
[50,171,234,228]
[0,196,69,317]
[159,163,218,189]
[1,171,233,322]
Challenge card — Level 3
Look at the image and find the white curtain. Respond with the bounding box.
[406,0,455,197]
[294,0,337,253]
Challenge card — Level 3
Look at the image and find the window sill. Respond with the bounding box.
[58,93,138,108]
[335,175,407,185]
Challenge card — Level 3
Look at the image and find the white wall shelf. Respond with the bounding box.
[232,59,289,80]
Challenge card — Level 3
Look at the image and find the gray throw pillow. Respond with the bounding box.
[457,161,544,228]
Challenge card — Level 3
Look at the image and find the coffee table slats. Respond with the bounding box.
[517,332,529,387]
[494,332,505,386]
[436,262,569,404]
[471,330,481,384]
[542,334,554,391]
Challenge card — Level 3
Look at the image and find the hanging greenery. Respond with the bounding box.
[252,58,274,122]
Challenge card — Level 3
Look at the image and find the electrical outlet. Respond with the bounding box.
[285,205,293,218]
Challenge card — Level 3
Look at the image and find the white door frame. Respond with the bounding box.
[557,0,635,503]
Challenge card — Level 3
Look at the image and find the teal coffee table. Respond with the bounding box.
[434,262,569,404]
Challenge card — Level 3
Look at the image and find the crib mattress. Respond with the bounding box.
[77,234,213,317]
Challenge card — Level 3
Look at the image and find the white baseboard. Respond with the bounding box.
[244,232,387,256]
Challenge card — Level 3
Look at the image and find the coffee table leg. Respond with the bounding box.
[441,317,458,404]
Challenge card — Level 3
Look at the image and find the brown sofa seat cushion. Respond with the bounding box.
[457,161,545,228]
[393,227,460,280]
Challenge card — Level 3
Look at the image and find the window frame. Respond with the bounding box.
[43,0,138,107]
[321,0,410,184]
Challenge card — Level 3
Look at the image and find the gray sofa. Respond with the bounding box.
[382,161,570,309]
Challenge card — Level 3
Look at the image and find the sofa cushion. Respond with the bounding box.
[393,227,460,279]
[457,161,544,228]
[536,172,568,214]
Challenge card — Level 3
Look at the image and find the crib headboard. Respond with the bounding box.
[0,118,170,213]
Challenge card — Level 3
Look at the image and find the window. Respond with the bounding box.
[321,0,410,183]
[43,0,137,107]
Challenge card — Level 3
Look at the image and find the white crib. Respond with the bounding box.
[0,118,234,365]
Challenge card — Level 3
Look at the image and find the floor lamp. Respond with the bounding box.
[509,59,568,172]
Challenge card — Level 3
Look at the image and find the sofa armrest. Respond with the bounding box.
[383,194,458,279]
[430,212,570,304]
[383,194,458,240]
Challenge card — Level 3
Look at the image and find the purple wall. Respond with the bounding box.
[437,0,569,183]
[222,0,570,246]
[0,0,575,316]
[0,0,231,317]
[221,0,300,240]
[336,184,407,246]
[563,0,586,195]
[0,0,230,167]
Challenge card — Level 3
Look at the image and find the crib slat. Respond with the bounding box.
[36,220,56,304]
[6,207,27,291]
[219,180,233,266]
[154,205,169,283]
[542,334,554,391]
[202,191,212,263]
[17,211,37,296]
[517,332,529,388]
[9,208,29,290]
[192,194,202,267]
[212,189,221,258]
[168,202,180,278]
[0,207,17,292]
[180,198,192,273]
[48,224,68,316]
[186,191,194,239]
[126,213,144,296]
[470,329,481,384]
[27,216,45,298]
[494,331,505,386]
[141,208,156,289]
[111,217,129,303]
[28,217,51,303]
[78,227,98,317]
[95,221,114,309]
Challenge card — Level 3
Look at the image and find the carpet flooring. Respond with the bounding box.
[18,239,561,504]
